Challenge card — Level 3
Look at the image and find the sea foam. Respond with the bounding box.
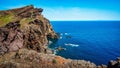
[65,43,79,47]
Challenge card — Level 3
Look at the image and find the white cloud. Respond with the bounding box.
[42,7,120,21]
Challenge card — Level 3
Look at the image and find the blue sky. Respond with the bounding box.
[0,0,120,21]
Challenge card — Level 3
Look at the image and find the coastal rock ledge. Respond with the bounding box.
[0,5,119,68]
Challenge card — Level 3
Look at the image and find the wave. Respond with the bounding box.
[60,36,62,39]
[48,41,53,45]
[53,50,57,55]
[65,33,69,35]
[65,43,79,47]
[60,33,63,35]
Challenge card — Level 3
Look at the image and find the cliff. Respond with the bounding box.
[0,5,119,68]
[0,5,58,54]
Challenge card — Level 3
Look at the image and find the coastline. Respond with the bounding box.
[0,5,120,68]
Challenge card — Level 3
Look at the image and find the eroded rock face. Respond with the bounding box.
[0,21,24,55]
[23,19,57,53]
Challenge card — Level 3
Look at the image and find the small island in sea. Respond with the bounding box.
[0,5,120,68]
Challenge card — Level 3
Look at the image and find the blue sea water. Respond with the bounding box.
[49,21,120,65]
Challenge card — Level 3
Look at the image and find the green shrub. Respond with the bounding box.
[52,59,57,64]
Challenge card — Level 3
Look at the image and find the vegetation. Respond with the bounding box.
[0,15,14,27]
[20,18,34,29]
[52,59,57,64]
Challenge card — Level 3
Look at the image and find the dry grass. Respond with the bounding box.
[20,18,33,29]
[0,15,14,27]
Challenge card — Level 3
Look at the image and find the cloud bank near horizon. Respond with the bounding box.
[42,7,120,21]
[0,0,120,21]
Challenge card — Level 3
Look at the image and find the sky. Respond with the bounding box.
[0,0,120,21]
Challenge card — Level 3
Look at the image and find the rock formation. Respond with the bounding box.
[0,5,58,55]
[0,5,119,68]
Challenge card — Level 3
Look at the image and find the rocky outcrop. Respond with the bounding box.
[96,58,120,68]
[23,18,58,53]
[107,58,120,68]
[0,5,58,55]
[0,48,96,68]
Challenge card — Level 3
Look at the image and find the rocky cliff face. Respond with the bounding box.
[0,21,24,55]
[0,5,58,55]
[0,5,119,68]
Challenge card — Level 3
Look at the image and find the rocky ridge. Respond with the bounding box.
[0,5,120,68]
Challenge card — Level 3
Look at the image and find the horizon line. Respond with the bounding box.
[50,20,120,21]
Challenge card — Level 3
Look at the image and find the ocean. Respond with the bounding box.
[49,21,120,65]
